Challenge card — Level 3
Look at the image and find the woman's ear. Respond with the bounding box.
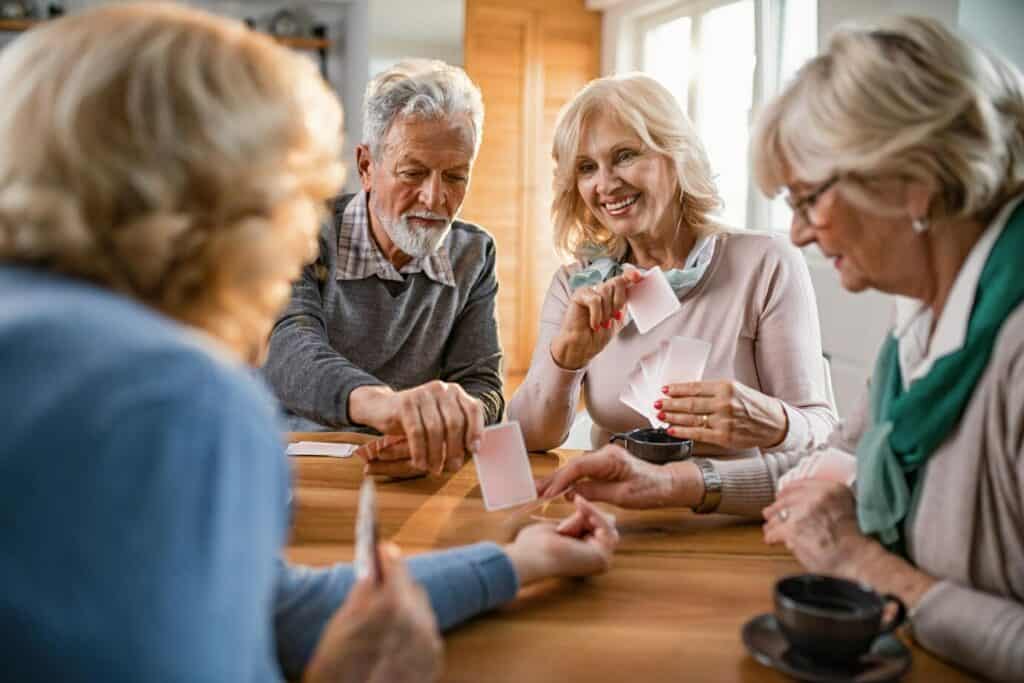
[904,179,935,223]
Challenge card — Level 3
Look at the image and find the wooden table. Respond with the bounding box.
[287,433,975,682]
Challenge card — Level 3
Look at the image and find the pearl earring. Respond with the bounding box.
[912,217,929,234]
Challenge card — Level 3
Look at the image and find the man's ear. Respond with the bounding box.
[355,144,374,192]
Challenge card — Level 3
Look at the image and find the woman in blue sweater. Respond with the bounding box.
[0,5,617,682]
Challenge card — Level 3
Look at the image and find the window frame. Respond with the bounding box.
[630,0,801,231]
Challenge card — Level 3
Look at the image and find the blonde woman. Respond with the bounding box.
[541,17,1024,680]
[509,74,837,457]
[0,6,617,681]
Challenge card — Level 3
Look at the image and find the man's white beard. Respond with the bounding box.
[384,212,452,258]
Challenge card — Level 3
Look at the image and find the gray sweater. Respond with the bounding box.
[264,194,504,430]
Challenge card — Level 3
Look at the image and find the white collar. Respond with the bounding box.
[895,194,1024,386]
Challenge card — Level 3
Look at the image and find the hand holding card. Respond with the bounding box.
[619,336,711,428]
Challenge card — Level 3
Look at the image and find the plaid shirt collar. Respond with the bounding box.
[336,190,456,287]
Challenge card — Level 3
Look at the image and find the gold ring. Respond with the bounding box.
[701,414,709,429]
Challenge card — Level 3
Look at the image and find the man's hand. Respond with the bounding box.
[304,543,443,683]
[349,381,484,475]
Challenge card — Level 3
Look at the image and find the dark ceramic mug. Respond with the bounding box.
[774,574,908,664]
[608,428,693,464]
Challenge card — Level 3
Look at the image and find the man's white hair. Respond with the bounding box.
[362,59,484,157]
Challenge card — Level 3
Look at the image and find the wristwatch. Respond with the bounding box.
[691,457,722,514]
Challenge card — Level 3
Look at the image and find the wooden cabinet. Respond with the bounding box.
[462,0,601,383]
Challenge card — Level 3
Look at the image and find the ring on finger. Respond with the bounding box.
[777,507,790,522]
[701,414,709,429]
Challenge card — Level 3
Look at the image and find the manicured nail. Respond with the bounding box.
[602,320,612,329]
[654,400,663,409]
[658,411,666,421]
[614,310,623,320]
[661,386,670,394]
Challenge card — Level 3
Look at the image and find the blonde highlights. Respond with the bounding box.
[752,15,1024,223]
[551,73,722,261]
[0,4,345,360]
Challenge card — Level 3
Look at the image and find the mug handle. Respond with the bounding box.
[879,594,908,634]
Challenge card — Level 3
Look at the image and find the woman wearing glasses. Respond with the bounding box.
[508,74,837,459]
[541,16,1024,680]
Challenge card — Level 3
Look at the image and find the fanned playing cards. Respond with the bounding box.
[618,336,712,428]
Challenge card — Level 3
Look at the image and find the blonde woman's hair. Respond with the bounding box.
[752,15,1024,223]
[0,3,345,361]
[551,73,722,261]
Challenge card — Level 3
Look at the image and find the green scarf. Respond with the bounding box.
[857,201,1024,554]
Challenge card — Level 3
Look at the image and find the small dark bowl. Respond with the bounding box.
[609,428,693,464]
[774,574,907,664]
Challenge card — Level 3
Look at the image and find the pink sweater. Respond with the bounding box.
[508,231,838,456]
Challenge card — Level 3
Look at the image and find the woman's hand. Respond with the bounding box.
[536,444,704,510]
[657,380,789,450]
[761,479,868,576]
[504,495,619,585]
[304,543,443,683]
[550,270,643,370]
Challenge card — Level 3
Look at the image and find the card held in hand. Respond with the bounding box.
[354,478,381,583]
[626,268,681,334]
[473,421,538,511]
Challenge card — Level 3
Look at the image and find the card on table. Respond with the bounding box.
[286,441,357,457]
[626,268,680,334]
[473,421,538,511]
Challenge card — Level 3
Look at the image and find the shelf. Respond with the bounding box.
[0,18,40,31]
[273,36,332,50]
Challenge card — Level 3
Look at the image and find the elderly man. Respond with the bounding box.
[264,59,502,475]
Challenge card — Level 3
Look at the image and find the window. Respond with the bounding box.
[635,0,817,231]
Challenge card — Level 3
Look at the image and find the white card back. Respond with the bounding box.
[473,421,538,511]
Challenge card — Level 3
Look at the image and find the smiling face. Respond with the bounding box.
[358,114,474,258]
[574,112,679,242]
[788,176,932,297]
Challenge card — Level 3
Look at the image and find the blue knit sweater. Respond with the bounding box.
[0,266,518,682]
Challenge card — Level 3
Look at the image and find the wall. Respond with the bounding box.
[958,0,1024,70]
[368,0,464,75]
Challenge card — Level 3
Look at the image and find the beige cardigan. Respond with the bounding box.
[508,231,838,456]
[715,305,1024,681]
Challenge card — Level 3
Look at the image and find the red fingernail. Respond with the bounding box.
[602,320,612,329]
[658,411,666,420]
[614,310,623,320]
[654,400,663,409]
[592,324,599,332]
[661,386,669,394]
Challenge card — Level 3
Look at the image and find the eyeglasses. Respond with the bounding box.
[785,175,839,226]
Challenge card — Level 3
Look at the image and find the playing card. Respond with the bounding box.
[660,337,711,386]
[626,268,680,334]
[620,380,658,426]
[354,478,381,583]
[473,421,538,511]
[286,441,357,457]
